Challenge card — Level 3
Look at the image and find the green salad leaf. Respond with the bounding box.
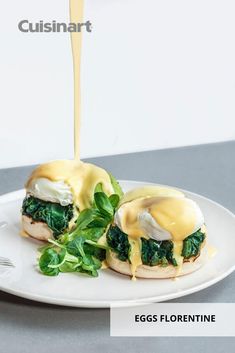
[39,248,62,276]
[109,173,124,199]
[94,192,114,218]
[39,191,120,277]
[22,196,74,237]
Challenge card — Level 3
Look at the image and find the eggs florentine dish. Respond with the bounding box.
[21,160,123,241]
[21,172,208,279]
[106,186,207,278]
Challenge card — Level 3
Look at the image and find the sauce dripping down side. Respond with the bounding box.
[70,0,84,161]
[118,195,202,277]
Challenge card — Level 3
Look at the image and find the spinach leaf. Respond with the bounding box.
[182,229,205,259]
[106,226,205,269]
[161,241,178,266]
[106,226,175,266]
[141,238,174,267]
[22,196,73,238]
[106,226,130,261]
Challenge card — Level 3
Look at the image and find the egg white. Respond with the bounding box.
[27,177,73,206]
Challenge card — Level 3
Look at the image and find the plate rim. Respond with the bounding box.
[0,180,235,308]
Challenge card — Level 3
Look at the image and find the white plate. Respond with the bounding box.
[0,181,235,308]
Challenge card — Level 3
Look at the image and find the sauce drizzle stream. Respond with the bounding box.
[69,0,84,161]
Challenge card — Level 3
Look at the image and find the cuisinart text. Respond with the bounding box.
[18,20,92,33]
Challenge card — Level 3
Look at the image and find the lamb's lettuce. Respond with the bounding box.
[109,173,124,199]
[39,191,120,277]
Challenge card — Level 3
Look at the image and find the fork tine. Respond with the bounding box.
[0,261,13,265]
[0,256,15,268]
[0,260,14,265]
[0,264,15,268]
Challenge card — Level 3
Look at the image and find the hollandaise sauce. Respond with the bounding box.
[25,2,116,209]
[26,160,114,210]
[129,238,142,280]
[70,0,84,161]
[119,194,200,277]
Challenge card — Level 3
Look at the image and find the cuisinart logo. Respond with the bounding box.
[18,20,92,33]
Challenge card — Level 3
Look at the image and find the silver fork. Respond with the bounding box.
[0,256,15,268]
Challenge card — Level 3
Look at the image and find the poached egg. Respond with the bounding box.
[112,186,206,278]
[115,195,204,242]
[25,160,115,211]
[27,178,73,206]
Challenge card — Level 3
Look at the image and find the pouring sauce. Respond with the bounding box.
[25,1,115,208]
[70,0,84,161]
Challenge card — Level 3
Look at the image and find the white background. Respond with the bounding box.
[1,0,235,168]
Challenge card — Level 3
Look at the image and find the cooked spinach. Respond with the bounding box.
[107,226,176,266]
[107,226,205,267]
[106,226,130,261]
[141,238,177,267]
[22,196,74,237]
[182,229,205,259]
